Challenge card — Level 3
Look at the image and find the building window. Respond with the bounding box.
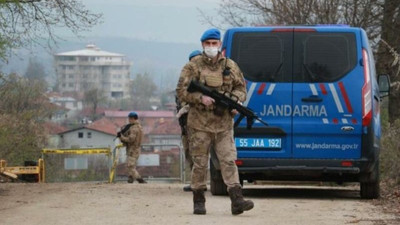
[87,132,92,139]
[68,83,74,87]
[64,157,88,170]
[69,74,74,79]
[78,132,83,138]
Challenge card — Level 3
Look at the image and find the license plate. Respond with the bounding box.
[235,138,282,149]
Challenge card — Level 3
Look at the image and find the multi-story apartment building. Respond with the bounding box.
[55,44,132,99]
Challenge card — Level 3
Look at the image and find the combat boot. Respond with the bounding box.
[228,186,254,215]
[136,178,147,183]
[193,190,206,215]
[127,176,134,183]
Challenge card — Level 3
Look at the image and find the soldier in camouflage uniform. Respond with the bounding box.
[177,50,204,192]
[176,28,254,215]
[118,111,146,184]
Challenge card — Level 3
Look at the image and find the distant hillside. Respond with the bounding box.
[0,37,200,92]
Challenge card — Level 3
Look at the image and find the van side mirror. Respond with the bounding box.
[378,74,390,98]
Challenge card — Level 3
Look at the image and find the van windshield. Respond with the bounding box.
[230,31,357,83]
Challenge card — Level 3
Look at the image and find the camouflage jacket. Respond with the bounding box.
[119,121,143,151]
[176,53,246,133]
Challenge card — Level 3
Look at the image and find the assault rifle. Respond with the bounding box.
[114,123,133,142]
[187,80,268,129]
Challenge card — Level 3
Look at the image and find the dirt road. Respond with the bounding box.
[0,182,398,225]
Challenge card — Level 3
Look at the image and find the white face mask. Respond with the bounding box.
[204,47,219,58]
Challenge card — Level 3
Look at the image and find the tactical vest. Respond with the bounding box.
[193,56,234,111]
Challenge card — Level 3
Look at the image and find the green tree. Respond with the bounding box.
[130,73,158,110]
[0,73,54,165]
[24,57,47,82]
[0,0,102,61]
[84,88,106,121]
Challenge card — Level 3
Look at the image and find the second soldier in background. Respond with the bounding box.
[118,111,147,184]
[176,50,203,192]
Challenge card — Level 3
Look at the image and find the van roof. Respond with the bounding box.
[225,26,363,33]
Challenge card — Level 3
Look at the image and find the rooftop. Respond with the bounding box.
[56,44,124,57]
[104,110,175,118]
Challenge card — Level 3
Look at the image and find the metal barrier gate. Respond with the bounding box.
[42,144,184,183]
[0,159,45,182]
[42,148,112,182]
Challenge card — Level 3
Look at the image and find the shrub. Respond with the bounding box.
[380,110,400,186]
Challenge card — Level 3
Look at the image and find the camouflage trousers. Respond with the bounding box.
[126,148,141,179]
[182,134,193,170]
[188,128,240,190]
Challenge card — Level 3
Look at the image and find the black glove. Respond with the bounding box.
[117,132,121,137]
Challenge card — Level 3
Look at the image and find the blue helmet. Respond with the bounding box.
[200,28,221,42]
[189,50,202,61]
[128,111,138,119]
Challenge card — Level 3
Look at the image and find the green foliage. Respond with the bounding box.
[380,112,400,186]
[0,114,45,165]
[24,57,47,82]
[130,73,158,110]
[0,35,13,61]
[0,73,53,165]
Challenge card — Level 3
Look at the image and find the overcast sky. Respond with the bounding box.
[79,0,221,44]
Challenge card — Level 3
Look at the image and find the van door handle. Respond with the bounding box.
[301,96,323,102]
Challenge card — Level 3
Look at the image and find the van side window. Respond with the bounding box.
[294,33,357,82]
[231,32,293,82]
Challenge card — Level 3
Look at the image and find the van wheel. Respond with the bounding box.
[360,161,380,199]
[210,159,228,196]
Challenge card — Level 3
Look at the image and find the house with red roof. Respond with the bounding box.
[57,117,120,149]
[103,110,178,142]
[54,110,184,180]
[103,110,175,127]
[147,118,181,149]
[43,122,68,148]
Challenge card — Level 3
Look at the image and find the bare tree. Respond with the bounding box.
[0,0,102,61]
[203,0,383,44]
[84,88,106,121]
[376,0,400,123]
